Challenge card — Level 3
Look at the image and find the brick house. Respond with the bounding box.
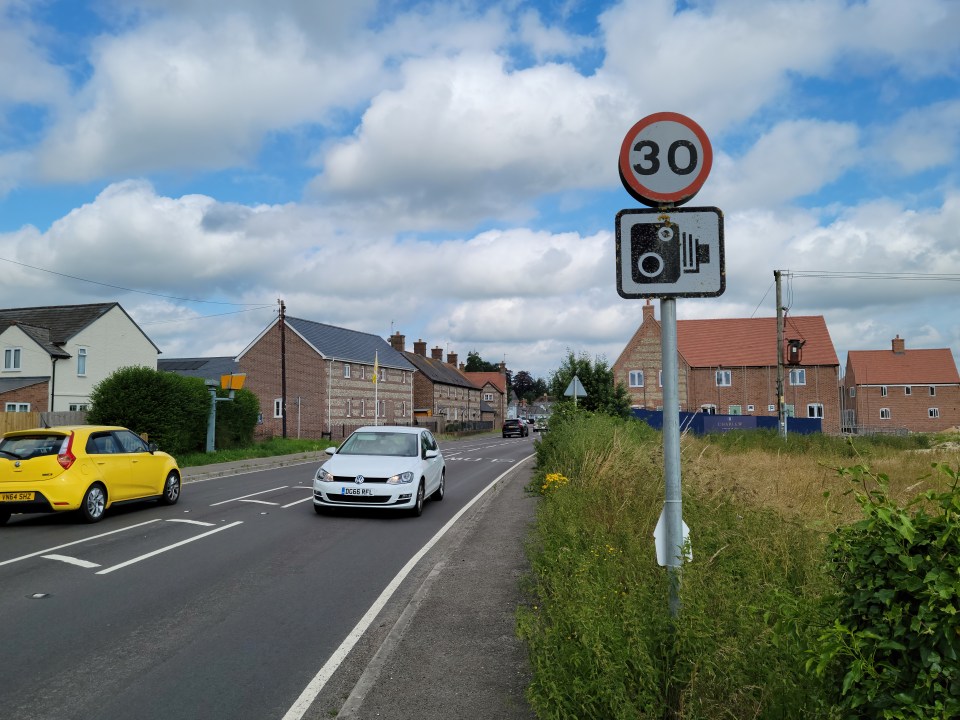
[0,303,159,412]
[843,336,960,433]
[613,302,842,433]
[389,334,482,422]
[460,368,508,426]
[237,316,416,440]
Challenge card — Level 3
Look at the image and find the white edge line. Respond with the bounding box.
[0,519,162,567]
[209,486,288,506]
[281,496,314,509]
[41,554,101,569]
[280,452,535,720]
[95,521,244,575]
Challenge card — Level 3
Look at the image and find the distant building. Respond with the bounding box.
[0,302,159,412]
[613,302,842,433]
[389,334,481,422]
[237,316,416,440]
[843,336,960,433]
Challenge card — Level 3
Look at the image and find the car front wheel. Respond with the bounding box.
[431,470,445,501]
[80,484,107,523]
[159,472,180,505]
[411,480,425,517]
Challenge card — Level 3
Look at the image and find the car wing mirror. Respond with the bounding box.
[148,442,159,453]
[324,447,337,456]
[424,449,439,459]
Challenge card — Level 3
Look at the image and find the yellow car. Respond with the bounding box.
[0,425,181,525]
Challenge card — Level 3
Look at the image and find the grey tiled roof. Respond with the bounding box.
[0,302,160,354]
[159,357,239,381]
[402,351,477,388]
[285,317,415,371]
[0,376,50,393]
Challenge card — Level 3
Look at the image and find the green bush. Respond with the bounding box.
[809,463,960,719]
[214,387,259,449]
[87,366,210,456]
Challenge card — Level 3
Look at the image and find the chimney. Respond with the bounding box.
[459,362,465,371]
[414,339,427,356]
[499,360,506,373]
[892,335,905,354]
[431,346,443,361]
[389,332,405,352]
[642,301,655,323]
[447,352,458,367]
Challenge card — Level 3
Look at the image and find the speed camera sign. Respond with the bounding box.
[618,112,712,207]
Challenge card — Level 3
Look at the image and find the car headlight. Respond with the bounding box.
[315,467,335,483]
[386,471,414,485]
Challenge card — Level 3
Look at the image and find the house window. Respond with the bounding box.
[273,399,283,419]
[5,402,29,412]
[880,386,887,397]
[807,403,824,419]
[345,399,352,417]
[716,370,732,387]
[788,368,806,386]
[658,370,663,387]
[4,347,21,371]
[728,405,742,415]
[69,403,89,411]
[381,368,388,383]
[929,408,940,419]
[401,372,406,384]
[904,386,912,396]
[360,400,365,417]
[77,347,87,376]
[359,365,365,380]
[628,370,644,387]
[849,387,856,397]
[746,405,755,413]
[880,408,891,420]
[378,400,385,418]
[930,386,936,396]
[400,401,406,417]
[767,404,776,412]
[701,404,717,415]
[483,393,493,402]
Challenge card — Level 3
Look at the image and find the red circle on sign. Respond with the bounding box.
[619,112,712,207]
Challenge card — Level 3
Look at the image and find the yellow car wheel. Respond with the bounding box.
[159,472,181,505]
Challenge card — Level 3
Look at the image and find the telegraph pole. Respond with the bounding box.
[774,271,786,438]
[279,298,287,439]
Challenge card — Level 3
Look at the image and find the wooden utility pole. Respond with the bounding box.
[279,298,287,439]
[774,271,786,438]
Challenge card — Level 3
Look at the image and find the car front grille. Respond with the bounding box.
[323,493,393,504]
[332,476,389,484]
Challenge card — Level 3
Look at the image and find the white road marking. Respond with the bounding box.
[0,519,161,567]
[282,496,314,509]
[166,519,216,527]
[41,554,101,569]
[240,499,279,506]
[95,521,244,575]
[280,452,536,720]
[209,486,287,506]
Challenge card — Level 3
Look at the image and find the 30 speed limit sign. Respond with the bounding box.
[618,112,712,207]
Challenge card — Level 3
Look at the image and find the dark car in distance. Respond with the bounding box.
[502,419,529,438]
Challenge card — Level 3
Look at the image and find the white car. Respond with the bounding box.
[312,426,445,517]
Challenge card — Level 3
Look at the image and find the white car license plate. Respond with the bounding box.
[342,487,374,496]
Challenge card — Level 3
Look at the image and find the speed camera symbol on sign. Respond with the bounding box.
[619,112,712,207]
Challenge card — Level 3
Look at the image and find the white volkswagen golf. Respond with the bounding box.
[312,426,445,517]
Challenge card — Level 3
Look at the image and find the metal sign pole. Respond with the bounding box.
[660,296,683,617]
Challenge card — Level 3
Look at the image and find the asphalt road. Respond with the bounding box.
[0,434,537,720]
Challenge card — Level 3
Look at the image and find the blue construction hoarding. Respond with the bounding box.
[632,409,821,435]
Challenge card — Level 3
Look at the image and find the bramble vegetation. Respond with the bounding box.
[518,409,960,719]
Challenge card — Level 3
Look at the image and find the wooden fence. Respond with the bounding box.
[0,411,89,434]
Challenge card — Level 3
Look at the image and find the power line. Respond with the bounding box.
[0,255,270,305]
[140,306,276,326]
[786,270,960,282]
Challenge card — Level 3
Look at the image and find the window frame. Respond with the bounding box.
[343,363,351,379]
[788,368,806,386]
[929,408,940,419]
[880,408,891,420]
[715,369,732,387]
[273,398,283,419]
[807,403,824,419]
[5,402,29,412]
[628,370,644,388]
[4,347,22,371]
[77,347,87,376]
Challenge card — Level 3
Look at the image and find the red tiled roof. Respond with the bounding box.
[462,371,506,394]
[676,315,839,368]
[847,348,960,385]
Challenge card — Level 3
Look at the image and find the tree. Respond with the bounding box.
[512,370,535,401]
[548,350,631,419]
[464,350,500,372]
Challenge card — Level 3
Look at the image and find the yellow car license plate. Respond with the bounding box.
[1,491,35,502]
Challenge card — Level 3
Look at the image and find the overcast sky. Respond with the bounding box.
[1,0,958,381]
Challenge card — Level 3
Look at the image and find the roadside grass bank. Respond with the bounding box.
[518,411,960,719]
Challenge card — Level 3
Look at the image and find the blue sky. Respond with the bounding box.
[0,0,958,381]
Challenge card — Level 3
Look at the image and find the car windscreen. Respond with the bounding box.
[0,434,67,459]
[337,432,418,457]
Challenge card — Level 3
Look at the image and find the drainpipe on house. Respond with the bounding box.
[50,357,58,413]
